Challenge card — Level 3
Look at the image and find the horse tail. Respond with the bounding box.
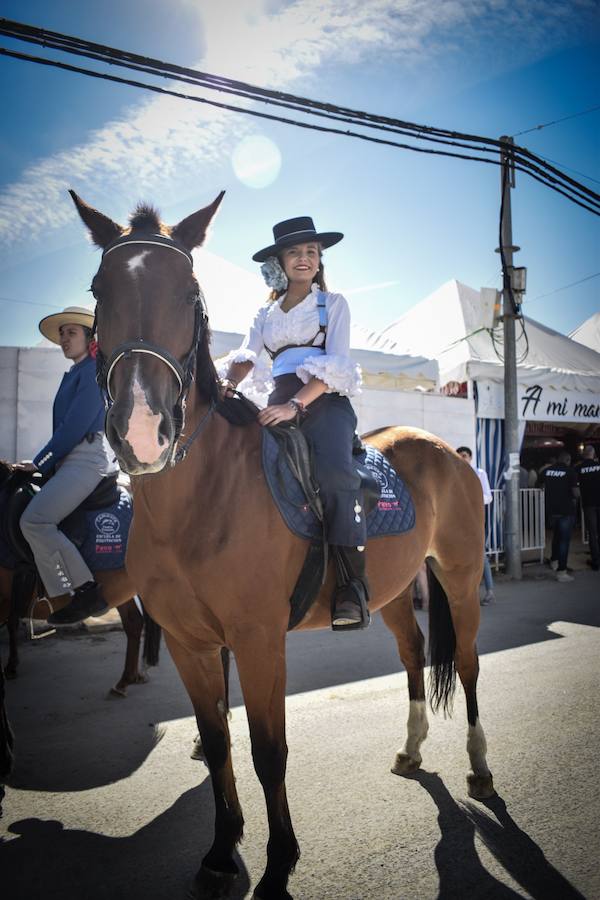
[426,561,456,716]
[142,607,162,667]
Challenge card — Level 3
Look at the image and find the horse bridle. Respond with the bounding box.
[92,233,212,460]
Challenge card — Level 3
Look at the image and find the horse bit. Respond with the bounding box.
[92,233,214,464]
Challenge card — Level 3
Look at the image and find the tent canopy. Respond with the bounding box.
[367,279,600,392]
[570,312,600,354]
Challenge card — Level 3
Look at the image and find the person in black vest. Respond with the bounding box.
[222,216,369,631]
[539,450,579,582]
[575,444,600,571]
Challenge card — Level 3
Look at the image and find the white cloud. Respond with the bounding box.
[0,0,595,245]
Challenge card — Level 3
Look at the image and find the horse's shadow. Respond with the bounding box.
[0,781,250,900]
[410,770,585,899]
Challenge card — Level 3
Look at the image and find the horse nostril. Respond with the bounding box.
[106,411,126,445]
[158,416,172,447]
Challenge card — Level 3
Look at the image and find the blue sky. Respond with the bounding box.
[0,0,598,349]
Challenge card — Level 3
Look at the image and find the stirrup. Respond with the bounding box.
[331,580,370,632]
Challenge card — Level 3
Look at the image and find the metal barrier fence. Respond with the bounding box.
[485,488,546,568]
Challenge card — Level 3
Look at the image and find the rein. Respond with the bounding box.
[93,234,209,466]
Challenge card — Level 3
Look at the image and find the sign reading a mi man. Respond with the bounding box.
[476,379,600,423]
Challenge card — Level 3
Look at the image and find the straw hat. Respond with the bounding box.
[39,306,95,345]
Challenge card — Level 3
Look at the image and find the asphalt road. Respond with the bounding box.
[1,568,599,900]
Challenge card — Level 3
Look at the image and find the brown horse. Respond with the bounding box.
[0,464,156,696]
[67,190,493,900]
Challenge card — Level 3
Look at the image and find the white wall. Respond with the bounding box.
[0,346,474,462]
[0,347,68,462]
[353,387,475,450]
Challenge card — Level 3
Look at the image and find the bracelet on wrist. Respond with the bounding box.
[222,378,237,391]
[288,397,306,416]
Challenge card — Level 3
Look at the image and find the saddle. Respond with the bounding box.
[2,473,120,566]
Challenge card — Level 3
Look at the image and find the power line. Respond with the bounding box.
[1,45,598,218]
[0,18,598,216]
[524,272,600,304]
[527,152,600,187]
[0,294,63,310]
[513,104,600,137]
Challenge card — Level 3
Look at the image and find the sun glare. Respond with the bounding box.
[231,135,282,189]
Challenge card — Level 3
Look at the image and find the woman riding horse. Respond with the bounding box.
[15,306,116,625]
[50,190,494,900]
[222,217,369,630]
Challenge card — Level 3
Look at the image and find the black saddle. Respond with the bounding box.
[3,473,120,566]
[269,423,380,527]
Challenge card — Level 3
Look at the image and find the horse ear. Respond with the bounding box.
[69,190,124,249]
[171,191,225,251]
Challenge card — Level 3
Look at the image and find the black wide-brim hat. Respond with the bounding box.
[252,216,343,262]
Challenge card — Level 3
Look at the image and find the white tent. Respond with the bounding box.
[570,312,600,354]
[369,279,600,398]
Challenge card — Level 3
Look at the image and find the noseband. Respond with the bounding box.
[93,234,210,459]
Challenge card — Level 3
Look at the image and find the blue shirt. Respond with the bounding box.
[34,355,105,475]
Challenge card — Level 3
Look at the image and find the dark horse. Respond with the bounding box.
[58,190,493,899]
[0,462,159,695]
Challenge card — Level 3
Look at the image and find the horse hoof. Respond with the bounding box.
[131,672,149,684]
[107,685,128,699]
[193,864,238,899]
[467,771,495,800]
[4,666,17,680]
[391,751,421,775]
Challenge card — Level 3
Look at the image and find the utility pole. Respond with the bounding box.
[498,136,522,579]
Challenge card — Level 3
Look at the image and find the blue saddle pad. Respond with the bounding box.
[0,485,132,572]
[78,488,132,571]
[262,432,415,542]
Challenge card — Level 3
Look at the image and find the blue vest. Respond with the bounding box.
[267,292,328,378]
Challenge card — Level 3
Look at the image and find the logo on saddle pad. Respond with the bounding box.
[94,512,121,536]
[370,467,400,508]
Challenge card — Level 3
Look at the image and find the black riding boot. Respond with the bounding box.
[331,546,370,631]
[48,581,109,625]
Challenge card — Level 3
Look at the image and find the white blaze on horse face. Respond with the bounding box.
[126,375,165,464]
[467,718,490,776]
[126,250,151,274]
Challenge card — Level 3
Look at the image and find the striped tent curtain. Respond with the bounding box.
[476,417,505,489]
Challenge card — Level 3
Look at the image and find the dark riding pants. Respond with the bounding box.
[269,375,367,547]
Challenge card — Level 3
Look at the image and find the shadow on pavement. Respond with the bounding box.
[2,571,598,793]
[0,783,251,900]
[410,770,585,899]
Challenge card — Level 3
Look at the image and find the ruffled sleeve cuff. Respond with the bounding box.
[215,350,273,406]
[296,353,362,397]
[230,347,258,365]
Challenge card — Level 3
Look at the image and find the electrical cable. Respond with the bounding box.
[1,44,598,218]
[0,18,598,214]
[513,104,600,137]
[524,272,600,304]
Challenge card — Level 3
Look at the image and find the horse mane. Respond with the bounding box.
[0,461,14,489]
[216,394,259,427]
[195,325,221,406]
[127,204,170,236]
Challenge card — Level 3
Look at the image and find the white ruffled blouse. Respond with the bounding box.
[230,284,362,397]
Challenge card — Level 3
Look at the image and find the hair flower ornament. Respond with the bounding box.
[260,256,288,291]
